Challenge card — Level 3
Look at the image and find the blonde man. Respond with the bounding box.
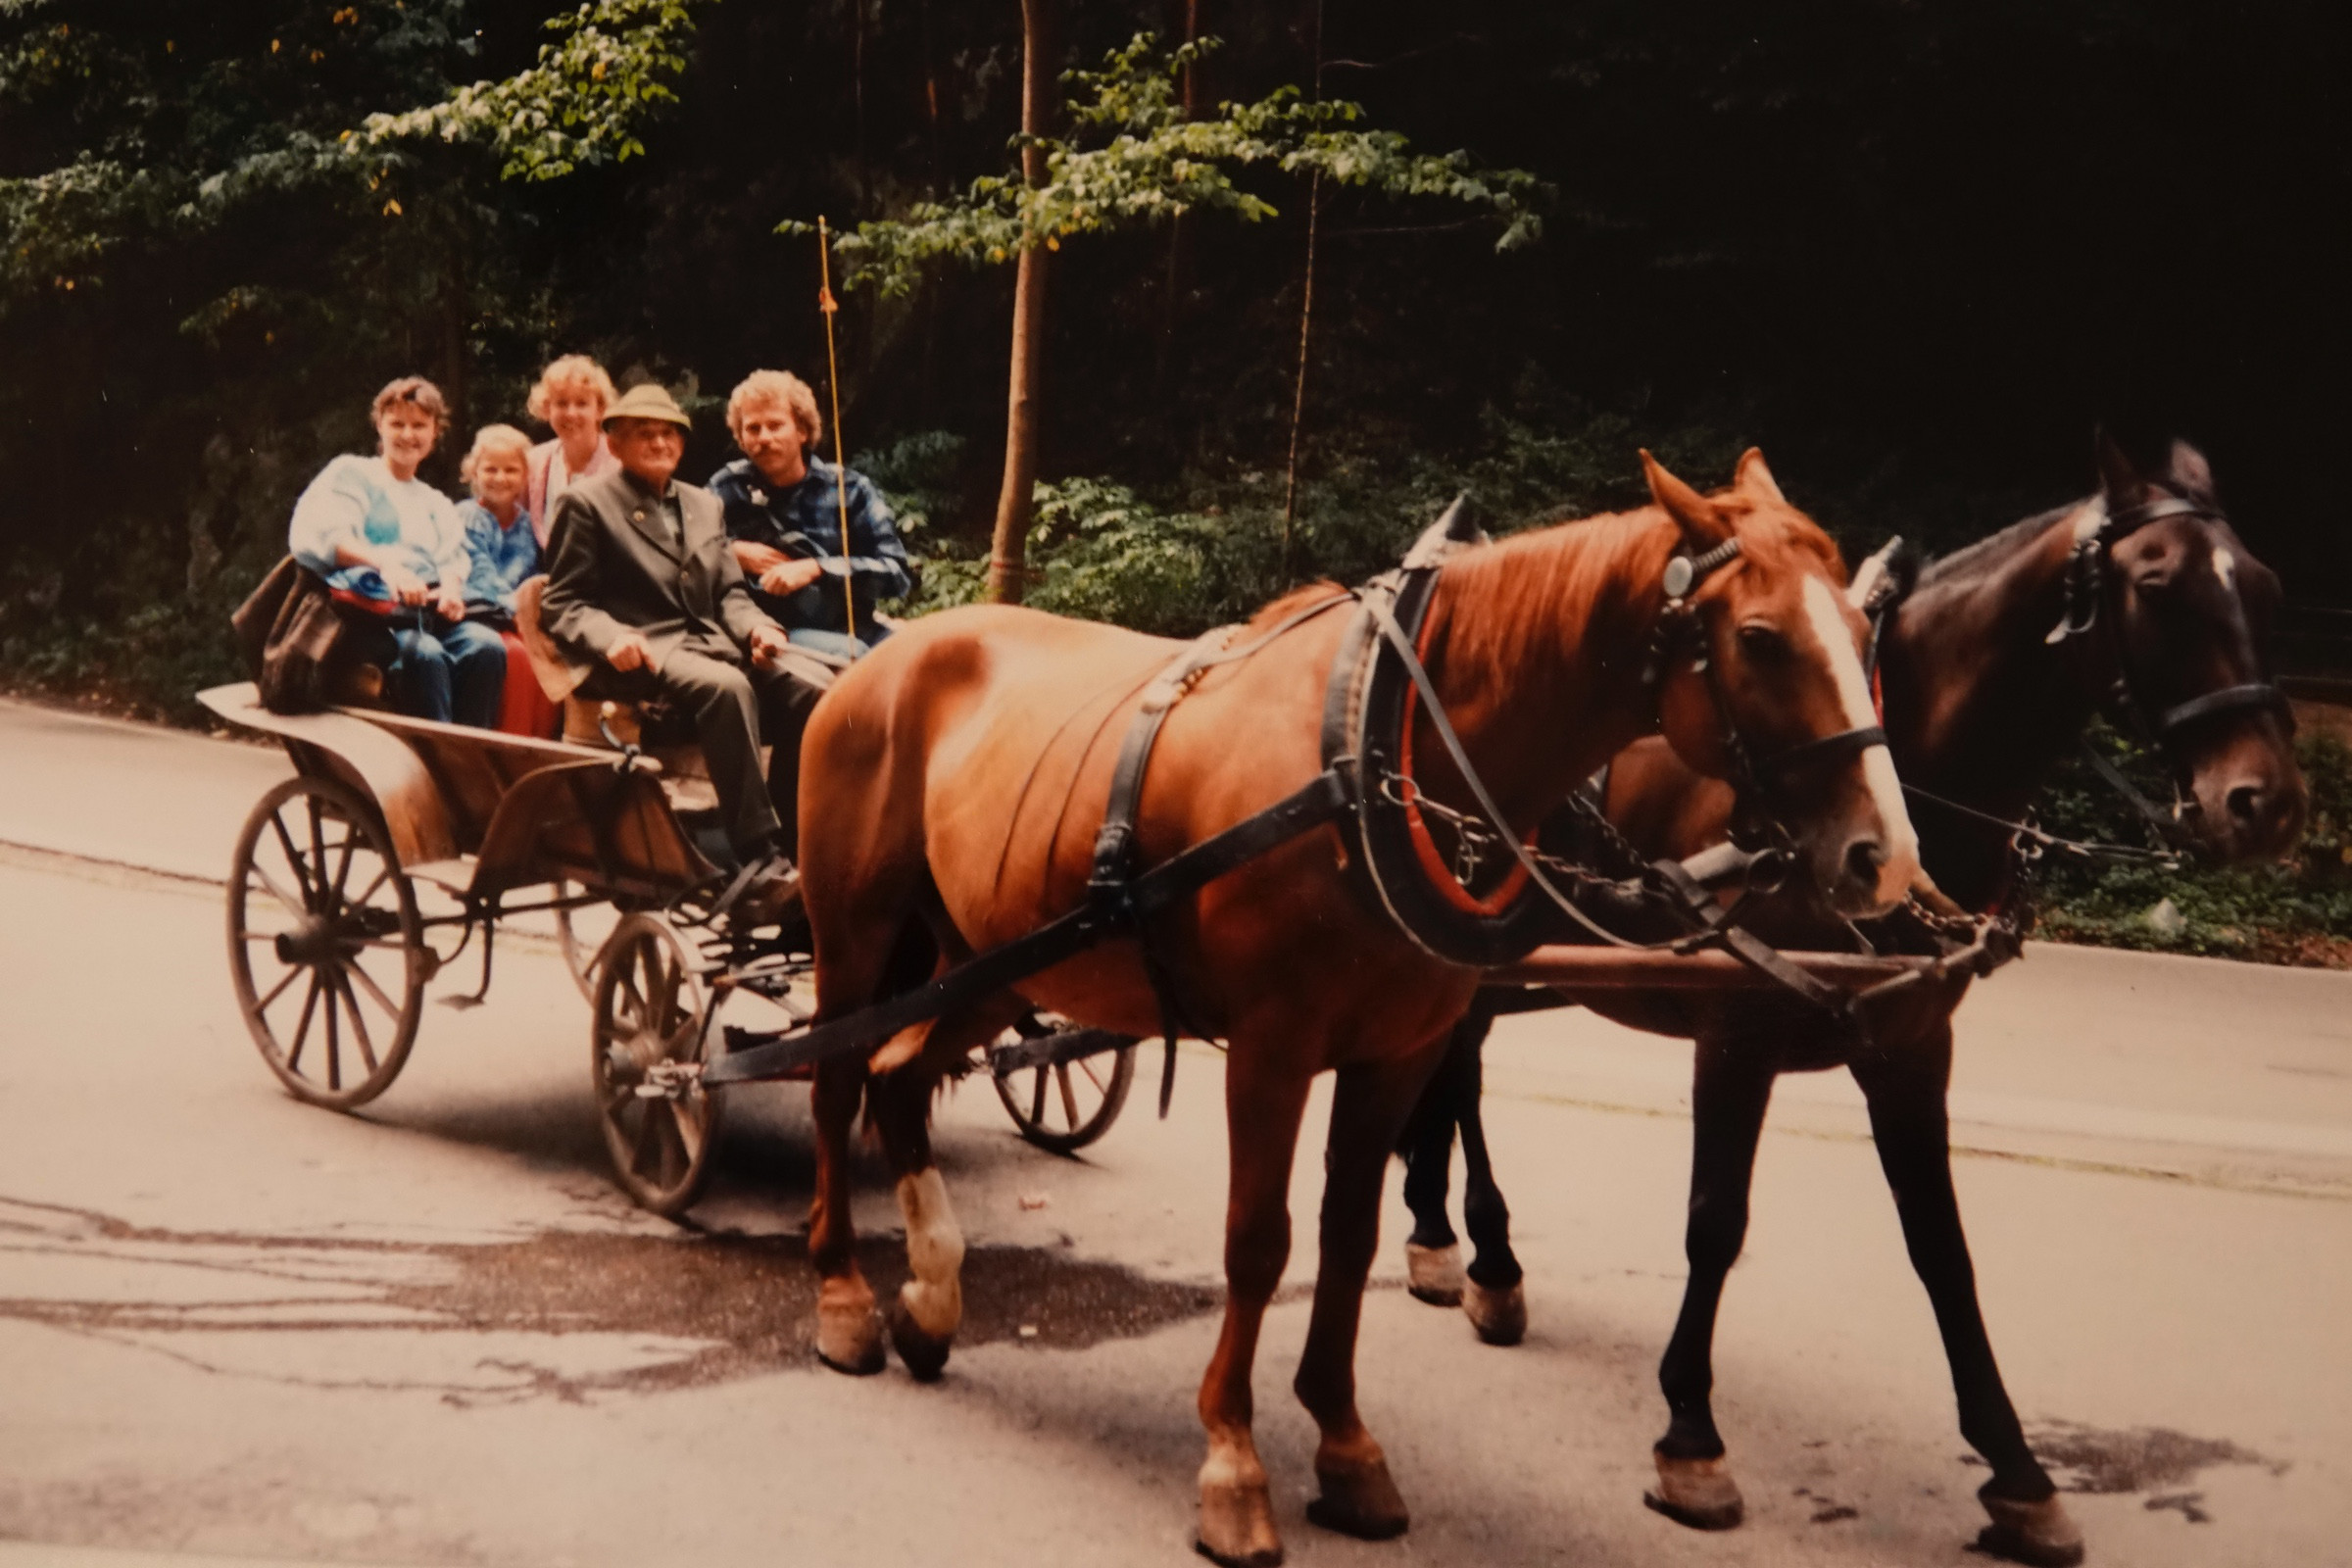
[708,368,912,660]
[523,354,620,541]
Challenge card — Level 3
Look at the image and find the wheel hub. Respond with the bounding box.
[274,917,343,967]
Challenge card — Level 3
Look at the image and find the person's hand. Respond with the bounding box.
[747,624,790,667]
[434,592,466,623]
[380,565,430,607]
[759,558,826,597]
[606,630,653,673]
[734,540,788,574]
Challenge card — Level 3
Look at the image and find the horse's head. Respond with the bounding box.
[1641,449,1922,918]
[2091,435,2305,861]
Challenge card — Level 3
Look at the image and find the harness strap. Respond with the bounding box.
[2156,681,2291,737]
[1088,592,1358,1114]
[1645,856,1853,1014]
[1759,723,1886,779]
[708,768,1357,1085]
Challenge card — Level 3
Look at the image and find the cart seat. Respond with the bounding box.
[509,575,719,813]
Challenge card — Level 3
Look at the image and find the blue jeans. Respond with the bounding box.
[392,619,506,728]
[786,624,888,661]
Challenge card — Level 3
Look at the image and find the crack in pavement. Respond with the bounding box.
[0,1195,1223,1405]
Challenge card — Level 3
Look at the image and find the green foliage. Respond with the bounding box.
[810,33,1544,297]
[2029,725,2352,964]
[853,428,966,539]
[360,0,703,181]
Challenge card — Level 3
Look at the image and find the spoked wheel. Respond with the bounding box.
[227,774,425,1109]
[992,1017,1138,1155]
[591,912,722,1217]
[553,879,621,1003]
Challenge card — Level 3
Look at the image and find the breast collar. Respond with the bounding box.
[1313,499,1876,967]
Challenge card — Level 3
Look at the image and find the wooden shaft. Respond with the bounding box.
[1491,945,1937,992]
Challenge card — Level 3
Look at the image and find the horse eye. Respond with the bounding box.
[1736,623,1789,661]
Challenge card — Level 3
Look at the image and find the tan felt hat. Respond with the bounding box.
[601,382,693,429]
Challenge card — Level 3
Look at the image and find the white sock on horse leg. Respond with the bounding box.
[895,1167,964,1340]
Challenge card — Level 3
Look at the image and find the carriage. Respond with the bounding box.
[198,680,1141,1215]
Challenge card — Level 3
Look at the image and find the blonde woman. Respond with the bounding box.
[523,354,619,541]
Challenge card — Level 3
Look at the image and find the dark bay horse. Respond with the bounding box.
[1396,438,2305,1567]
[792,451,1922,1566]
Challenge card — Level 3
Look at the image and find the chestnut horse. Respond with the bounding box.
[791,450,1921,1567]
[1396,438,2305,1566]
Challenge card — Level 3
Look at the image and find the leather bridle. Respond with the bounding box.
[2045,490,2292,837]
[1644,537,1887,807]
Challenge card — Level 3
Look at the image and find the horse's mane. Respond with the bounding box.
[1917,500,2083,588]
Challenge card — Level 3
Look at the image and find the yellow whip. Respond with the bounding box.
[815,217,858,643]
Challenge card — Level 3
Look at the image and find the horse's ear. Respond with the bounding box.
[1733,448,1787,506]
[2167,438,2218,504]
[2094,427,2144,508]
[1642,449,1733,548]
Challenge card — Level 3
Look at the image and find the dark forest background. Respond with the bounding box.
[2,0,2345,696]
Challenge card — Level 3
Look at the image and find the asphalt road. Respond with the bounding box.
[2,696,2349,1568]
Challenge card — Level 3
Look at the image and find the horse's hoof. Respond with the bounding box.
[886,1292,954,1383]
[1643,1451,1744,1530]
[1196,1478,1283,1567]
[815,1281,884,1376]
[1405,1242,1465,1307]
[1305,1455,1410,1541]
[1975,1485,2085,1567]
[1464,1279,1526,1346]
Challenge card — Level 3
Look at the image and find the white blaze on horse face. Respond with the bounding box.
[895,1167,965,1340]
[1800,574,1921,908]
[2214,548,2237,589]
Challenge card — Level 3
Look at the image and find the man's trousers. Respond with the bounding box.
[585,649,825,858]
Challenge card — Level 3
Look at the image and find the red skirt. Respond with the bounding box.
[495,630,561,738]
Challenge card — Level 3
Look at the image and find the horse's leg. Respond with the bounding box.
[863,993,1032,1383]
[1453,1014,1527,1346]
[1196,1047,1315,1568]
[1296,1043,1448,1543]
[1850,1022,2083,1568]
[808,1054,883,1373]
[1646,1027,1776,1532]
[1396,1024,1465,1309]
[806,908,937,1377]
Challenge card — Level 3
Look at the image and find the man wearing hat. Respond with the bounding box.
[539,383,827,896]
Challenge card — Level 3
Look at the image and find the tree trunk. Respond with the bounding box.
[987,0,1056,605]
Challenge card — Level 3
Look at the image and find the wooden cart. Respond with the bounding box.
[198,682,1139,1215]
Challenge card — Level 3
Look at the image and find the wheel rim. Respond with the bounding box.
[993,1035,1137,1155]
[228,776,422,1108]
[592,914,719,1214]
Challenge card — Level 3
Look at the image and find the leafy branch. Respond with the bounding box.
[803,33,1545,296]
[356,0,703,180]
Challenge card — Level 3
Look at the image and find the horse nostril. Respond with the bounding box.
[2227,784,2264,825]
[1843,838,1886,889]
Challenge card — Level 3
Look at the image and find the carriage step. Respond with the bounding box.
[987,1027,1135,1077]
